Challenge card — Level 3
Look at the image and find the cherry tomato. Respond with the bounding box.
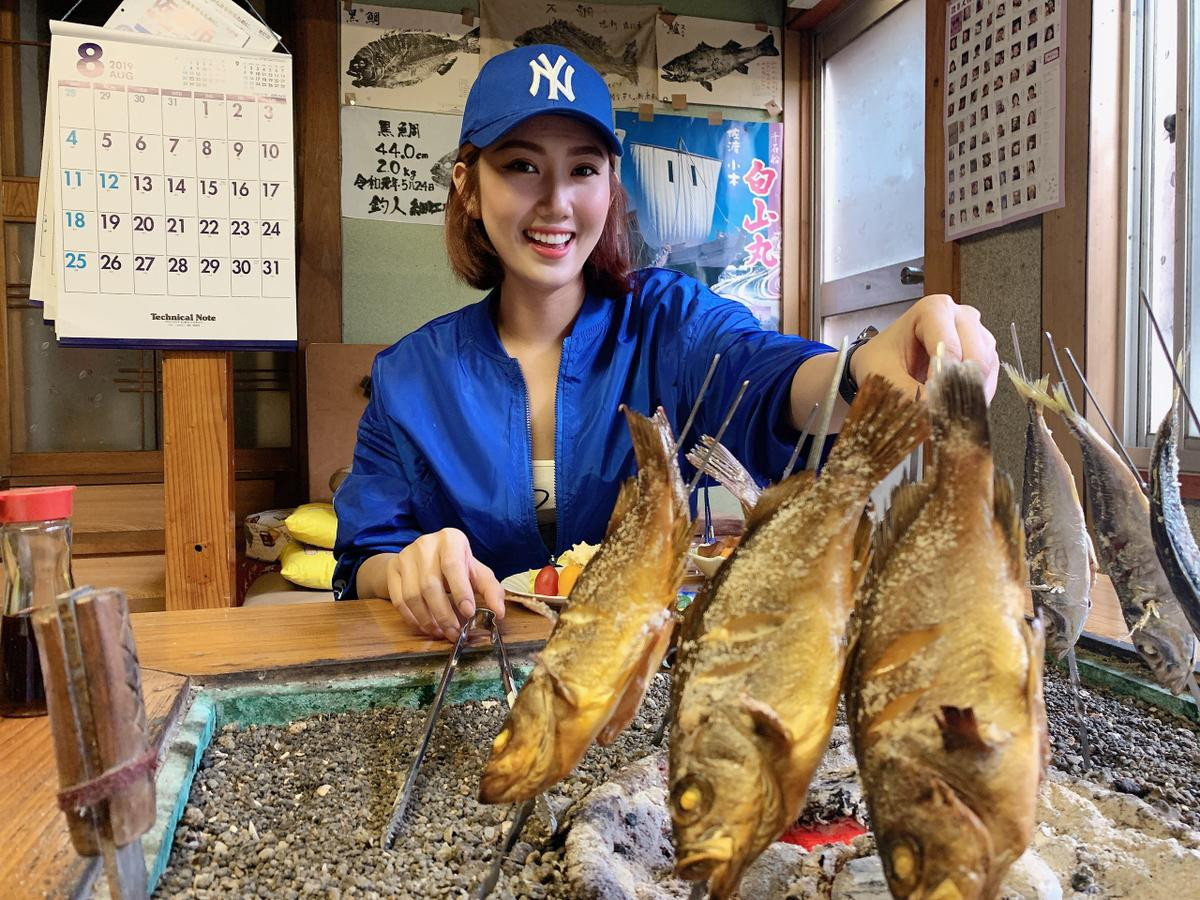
[533,564,558,596]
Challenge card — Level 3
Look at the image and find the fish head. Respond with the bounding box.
[1130,613,1197,695]
[873,770,993,900]
[346,49,373,88]
[1036,601,1085,659]
[670,713,786,894]
[478,671,560,804]
[660,61,689,84]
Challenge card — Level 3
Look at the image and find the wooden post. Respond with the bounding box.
[924,0,960,298]
[162,353,235,609]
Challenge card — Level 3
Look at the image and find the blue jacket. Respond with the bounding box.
[333,268,832,597]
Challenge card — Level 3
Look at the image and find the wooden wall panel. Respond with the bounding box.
[782,26,813,337]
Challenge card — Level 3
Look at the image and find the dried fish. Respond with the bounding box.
[1150,387,1200,640]
[684,434,761,515]
[480,407,690,804]
[669,375,928,899]
[848,360,1046,900]
[346,28,479,90]
[514,20,640,83]
[1003,364,1095,657]
[1032,384,1197,693]
[661,34,778,93]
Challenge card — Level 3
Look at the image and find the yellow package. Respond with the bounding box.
[284,502,338,549]
[279,542,336,590]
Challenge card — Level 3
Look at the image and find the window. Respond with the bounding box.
[1126,0,1197,466]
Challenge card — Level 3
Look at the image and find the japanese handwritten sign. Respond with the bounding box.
[340,105,461,225]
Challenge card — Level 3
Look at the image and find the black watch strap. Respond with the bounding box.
[838,326,878,406]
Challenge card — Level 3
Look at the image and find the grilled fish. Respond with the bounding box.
[346,28,480,90]
[661,34,778,93]
[1150,387,1200,640]
[685,434,761,515]
[514,20,640,83]
[848,361,1046,900]
[669,375,929,899]
[1003,364,1095,657]
[1033,385,1197,693]
[480,407,690,804]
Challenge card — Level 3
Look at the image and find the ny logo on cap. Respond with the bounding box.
[528,52,575,102]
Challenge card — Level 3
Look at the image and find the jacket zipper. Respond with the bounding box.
[553,341,566,558]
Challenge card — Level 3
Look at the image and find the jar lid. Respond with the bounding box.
[0,485,76,523]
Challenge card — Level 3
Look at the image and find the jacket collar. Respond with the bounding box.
[461,283,619,361]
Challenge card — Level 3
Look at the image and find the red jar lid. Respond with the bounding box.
[0,485,76,523]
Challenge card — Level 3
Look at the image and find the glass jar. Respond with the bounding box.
[0,485,75,717]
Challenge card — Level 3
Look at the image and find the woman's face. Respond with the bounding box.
[456,115,612,300]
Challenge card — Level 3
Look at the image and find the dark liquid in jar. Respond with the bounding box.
[0,610,46,717]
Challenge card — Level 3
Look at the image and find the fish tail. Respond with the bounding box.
[822,374,931,485]
[1001,362,1052,415]
[757,33,779,55]
[930,360,991,448]
[1048,383,1082,423]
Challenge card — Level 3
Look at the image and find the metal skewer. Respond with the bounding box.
[1140,291,1200,434]
[807,336,851,473]
[781,403,819,482]
[675,354,721,452]
[473,797,537,899]
[1060,346,1147,494]
[687,381,750,494]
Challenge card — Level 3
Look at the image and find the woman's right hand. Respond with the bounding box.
[375,528,505,638]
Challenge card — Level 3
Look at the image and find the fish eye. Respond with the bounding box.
[884,836,923,893]
[1137,641,1160,659]
[670,775,713,824]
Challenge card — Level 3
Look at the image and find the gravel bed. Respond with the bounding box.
[157,661,1200,899]
[158,676,673,899]
[1043,661,1200,829]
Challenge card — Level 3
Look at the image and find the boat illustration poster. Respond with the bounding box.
[481,0,658,108]
[341,4,479,113]
[615,112,783,329]
[655,15,783,110]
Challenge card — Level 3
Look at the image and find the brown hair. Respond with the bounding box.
[444,143,633,298]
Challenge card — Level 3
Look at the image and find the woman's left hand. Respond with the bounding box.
[849,294,1000,401]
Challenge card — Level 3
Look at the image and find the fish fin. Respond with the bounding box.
[538,658,580,709]
[625,405,675,472]
[605,477,639,539]
[822,374,931,485]
[930,361,991,449]
[701,80,714,92]
[743,471,813,533]
[934,705,992,753]
[851,507,874,593]
[1022,616,1051,773]
[686,435,761,514]
[994,471,1028,582]
[740,694,794,758]
[721,39,742,50]
[1001,362,1051,419]
[436,58,457,76]
[596,614,675,746]
[756,33,779,55]
[867,478,932,588]
[734,63,749,74]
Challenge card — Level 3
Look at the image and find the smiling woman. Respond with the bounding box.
[332,42,1000,642]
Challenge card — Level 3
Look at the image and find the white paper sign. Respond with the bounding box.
[655,16,782,110]
[340,105,461,225]
[481,0,658,108]
[943,0,1065,240]
[341,4,478,114]
[38,21,296,348]
[105,0,277,51]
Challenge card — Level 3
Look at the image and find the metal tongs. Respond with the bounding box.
[381,608,556,851]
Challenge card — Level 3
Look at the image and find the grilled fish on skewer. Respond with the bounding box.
[848,360,1046,900]
[669,375,929,899]
[1150,387,1200,641]
[685,434,761,515]
[480,407,691,803]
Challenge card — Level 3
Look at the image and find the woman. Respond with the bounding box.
[333,44,998,638]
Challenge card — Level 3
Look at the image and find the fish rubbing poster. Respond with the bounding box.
[341,4,479,114]
[655,16,782,111]
[944,0,1065,240]
[480,0,658,108]
[340,105,461,224]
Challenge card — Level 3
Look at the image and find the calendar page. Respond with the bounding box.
[44,21,296,348]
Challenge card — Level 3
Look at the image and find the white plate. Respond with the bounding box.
[501,567,567,607]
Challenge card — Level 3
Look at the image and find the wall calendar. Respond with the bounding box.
[32,20,296,348]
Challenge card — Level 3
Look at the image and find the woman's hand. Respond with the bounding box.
[850,294,1000,400]
[370,528,505,639]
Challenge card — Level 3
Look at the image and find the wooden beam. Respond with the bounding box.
[293,0,342,347]
[162,352,235,609]
[788,0,853,32]
[782,26,812,336]
[1042,0,1093,494]
[924,0,960,298]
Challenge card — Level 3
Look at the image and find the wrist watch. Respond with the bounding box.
[838,325,879,406]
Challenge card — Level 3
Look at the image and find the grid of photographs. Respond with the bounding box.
[944,0,1064,240]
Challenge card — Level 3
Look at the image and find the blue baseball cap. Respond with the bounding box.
[459,44,622,156]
